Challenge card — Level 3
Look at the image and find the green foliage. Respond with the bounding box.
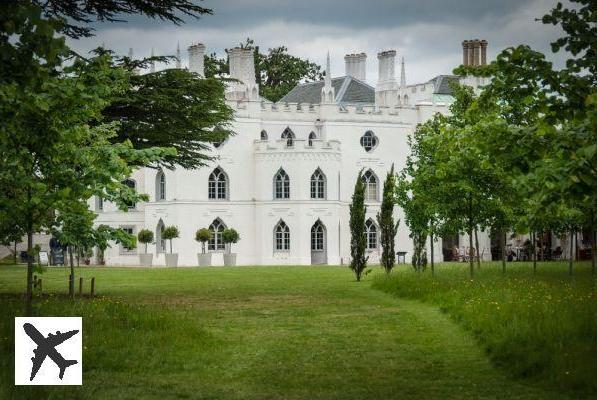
[195,228,212,254]
[103,56,234,170]
[137,229,154,245]
[349,171,368,281]
[162,226,179,241]
[222,228,240,254]
[373,261,597,396]
[204,38,323,102]
[377,165,399,273]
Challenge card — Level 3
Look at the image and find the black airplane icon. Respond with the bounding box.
[23,323,79,381]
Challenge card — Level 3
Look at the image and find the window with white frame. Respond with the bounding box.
[208,218,226,251]
[95,196,103,212]
[208,167,228,200]
[365,219,378,250]
[274,168,290,199]
[310,168,326,199]
[362,170,379,201]
[120,226,137,254]
[311,220,325,251]
[261,130,268,140]
[274,220,290,251]
[156,170,166,201]
[360,131,378,152]
[156,220,166,253]
[281,127,295,147]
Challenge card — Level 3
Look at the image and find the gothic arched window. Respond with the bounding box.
[365,219,378,250]
[156,170,166,201]
[261,130,268,140]
[208,167,229,200]
[360,131,378,152]
[308,131,317,147]
[156,219,166,253]
[208,218,226,251]
[274,168,290,199]
[281,127,295,147]
[311,220,325,251]
[310,168,326,199]
[274,220,290,251]
[362,170,379,201]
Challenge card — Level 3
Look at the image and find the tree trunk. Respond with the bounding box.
[69,246,75,298]
[531,231,537,274]
[569,230,574,276]
[474,228,480,270]
[14,240,18,264]
[25,230,33,317]
[430,233,435,276]
[145,242,148,254]
[468,229,474,278]
[502,232,506,274]
[169,239,172,254]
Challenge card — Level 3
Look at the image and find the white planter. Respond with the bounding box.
[139,253,153,267]
[165,253,178,268]
[197,253,212,267]
[223,253,237,267]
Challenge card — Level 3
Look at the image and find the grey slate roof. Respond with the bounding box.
[279,76,375,105]
[429,75,459,95]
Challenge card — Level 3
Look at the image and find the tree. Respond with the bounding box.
[0,2,173,314]
[162,226,179,254]
[377,165,399,273]
[222,228,240,254]
[205,38,323,102]
[103,53,235,170]
[32,0,213,39]
[137,229,154,254]
[195,228,212,254]
[349,171,368,281]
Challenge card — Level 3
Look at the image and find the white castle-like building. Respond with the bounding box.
[94,40,494,266]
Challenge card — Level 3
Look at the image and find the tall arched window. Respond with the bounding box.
[156,219,166,253]
[261,130,268,141]
[311,220,325,251]
[310,168,326,199]
[122,178,136,209]
[274,168,290,199]
[281,127,295,147]
[365,219,378,250]
[362,170,378,201]
[274,220,290,251]
[208,218,226,251]
[156,170,166,201]
[360,131,378,152]
[208,167,229,200]
[308,131,317,147]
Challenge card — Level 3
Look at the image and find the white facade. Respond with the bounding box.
[93,42,493,266]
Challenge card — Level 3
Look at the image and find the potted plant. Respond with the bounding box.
[137,229,154,267]
[195,228,212,267]
[222,228,240,266]
[162,225,180,267]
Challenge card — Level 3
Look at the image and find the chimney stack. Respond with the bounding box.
[228,47,259,100]
[377,50,396,85]
[188,43,206,76]
[461,39,488,66]
[344,53,367,81]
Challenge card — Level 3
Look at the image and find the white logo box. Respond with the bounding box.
[14,317,83,385]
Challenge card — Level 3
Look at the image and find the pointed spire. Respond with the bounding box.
[150,47,156,73]
[176,42,181,69]
[324,51,332,87]
[400,56,406,88]
[321,51,335,104]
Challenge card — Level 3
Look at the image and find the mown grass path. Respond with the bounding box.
[0,266,568,399]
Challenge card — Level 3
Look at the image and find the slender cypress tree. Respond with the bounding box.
[377,164,399,273]
[349,170,368,281]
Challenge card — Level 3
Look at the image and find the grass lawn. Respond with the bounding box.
[373,261,597,398]
[0,264,582,399]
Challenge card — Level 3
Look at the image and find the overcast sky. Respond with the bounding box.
[68,0,568,86]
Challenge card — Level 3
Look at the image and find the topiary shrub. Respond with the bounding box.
[195,228,212,254]
[162,225,179,254]
[222,228,240,254]
[137,229,154,254]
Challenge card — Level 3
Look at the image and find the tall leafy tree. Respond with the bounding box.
[349,171,368,281]
[377,165,399,273]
